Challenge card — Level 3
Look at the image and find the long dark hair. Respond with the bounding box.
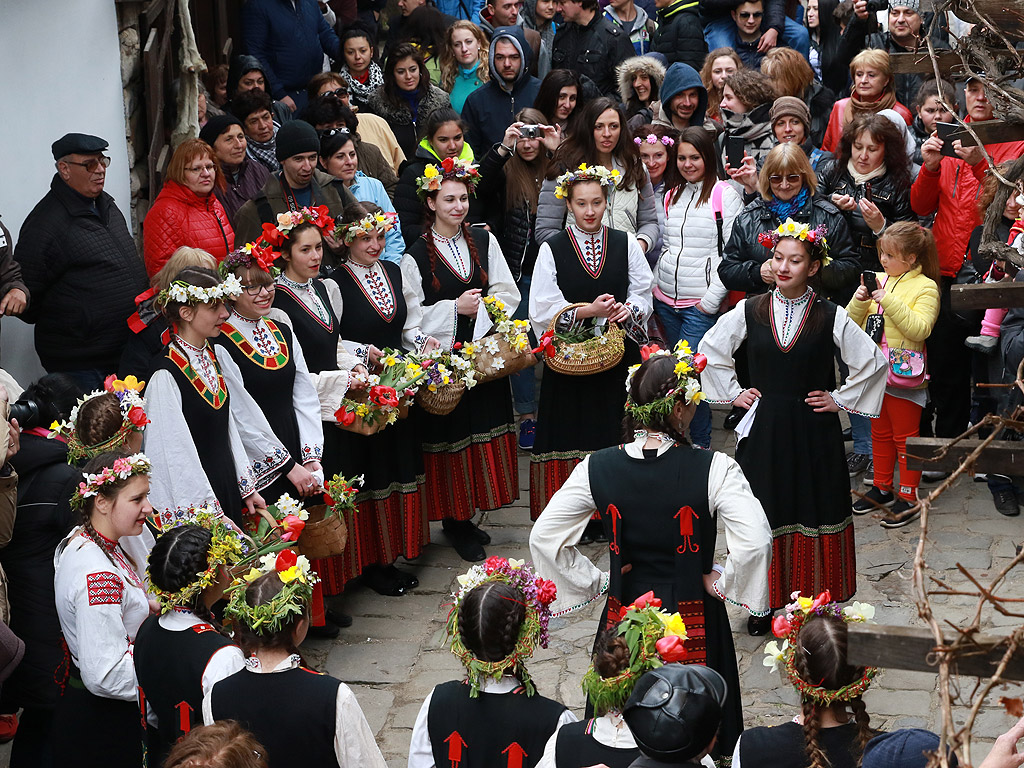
[458,581,526,671]
[421,184,488,291]
[547,97,647,191]
[669,126,720,207]
[533,69,583,126]
[382,43,430,109]
[505,107,550,212]
[835,113,911,192]
[398,6,448,58]
[420,107,467,147]
[77,451,142,570]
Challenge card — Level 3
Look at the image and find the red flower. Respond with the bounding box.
[334,406,356,426]
[323,492,336,506]
[453,342,462,350]
[261,223,284,247]
[536,578,557,605]
[127,406,150,428]
[280,515,306,542]
[656,635,687,662]
[632,591,662,610]
[757,232,775,248]
[640,344,662,361]
[811,590,831,611]
[441,157,455,173]
[275,548,298,571]
[772,615,793,638]
[532,330,556,357]
[103,374,117,392]
[692,353,708,373]
[369,385,399,408]
[484,556,508,574]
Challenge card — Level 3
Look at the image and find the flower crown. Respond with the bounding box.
[224,547,319,635]
[259,206,336,249]
[624,341,708,426]
[147,507,248,614]
[582,592,688,714]
[633,134,674,147]
[337,211,398,244]
[763,591,878,705]
[70,453,152,511]
[416,157,481,200]
[220,242,281,279]
[446,557,557,697]
[156,275,243,308]
[757,218,832,266]
[554,163,620,200]
[51,375,150,463]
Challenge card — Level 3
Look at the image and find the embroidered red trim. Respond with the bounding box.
[86,571,124,606]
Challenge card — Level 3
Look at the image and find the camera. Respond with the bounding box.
[519,125,541,139]
[9,398,42,430]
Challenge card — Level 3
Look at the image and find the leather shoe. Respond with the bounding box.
[444,521,486,562]
[467,520,491,545]
[326,608,353,628]
[747,614,771,636]
[307,622,340,639]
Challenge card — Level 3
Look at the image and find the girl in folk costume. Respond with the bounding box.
[739,594,880,768]
[51,452,155,768]
[53,375,151,466]
[528,165,653,523]
[408,558,575,768]
[402,158,521,563]
[699,221,886,631]
[134,511,247,763]
[203,552,387,768]
[530,348,773,759]
[144,267,292,527]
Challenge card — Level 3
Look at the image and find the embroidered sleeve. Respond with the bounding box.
[831,306,886,418]
[86,572,124,606]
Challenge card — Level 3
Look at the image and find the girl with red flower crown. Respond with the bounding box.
[530,349,774,762]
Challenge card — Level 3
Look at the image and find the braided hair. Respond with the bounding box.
[622,354,691,445]
[422,182,487,293]
[148,525,221,628]
[75,393,124,449]
[234,571,309,663]
[458,581,526,677]
[793,613,874,768]
[77,450,142,571]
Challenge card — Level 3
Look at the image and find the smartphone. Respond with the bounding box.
[864,181,873,202]
[936,121,960,157]
[862,270,878,293]
[726,136,745,169]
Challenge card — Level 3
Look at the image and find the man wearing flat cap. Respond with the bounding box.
[233,120,356,273]
[14,133,147,391]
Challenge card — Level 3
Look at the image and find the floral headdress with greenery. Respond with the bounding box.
[336,210,398,244]
[70,453,152,511]
[757,218,831,266]
[623,341,708,426]
[762,590,878,705]
[416,157,481,200]
[259,206,336,249]
[582,592,689,715]
[554,163,620,200]
[633,134,675,147]
[219,241,281,279]
[224,547,318,634]
[155,275,243,308]
[147,506,248,614]
[446,557,557,697]
[51,375,151,463]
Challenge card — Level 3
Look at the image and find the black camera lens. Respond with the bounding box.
[8,399,41,430]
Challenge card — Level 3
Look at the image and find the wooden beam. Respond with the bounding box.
[951,282,1024,311]
[889,50,964,76]
[948,120,1024,147]
[848,624,1024,681]
[905,437,1024,475]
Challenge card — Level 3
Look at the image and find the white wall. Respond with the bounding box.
[0,0,133,391]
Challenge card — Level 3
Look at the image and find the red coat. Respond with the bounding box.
[911,131,1024,277]
[143,179,234,277]
[820,98,913,154]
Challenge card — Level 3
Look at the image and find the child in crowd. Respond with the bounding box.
[203,550,387,768]
[966,202,1024,355]
[909,78,954,167]
[847,222,940,527]
[408,558,575,768]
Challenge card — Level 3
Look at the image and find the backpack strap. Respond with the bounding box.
[711,180,726,260]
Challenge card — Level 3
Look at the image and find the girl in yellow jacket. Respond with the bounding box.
[847,222,940,527]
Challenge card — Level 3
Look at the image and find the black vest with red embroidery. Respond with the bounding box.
[134,614,236,757]
[211,665,341,767]
[547,227,629,304]
[407,227,490,343]
[588,444,715,662]
[332,260,408,350]
[272,280,340,374]
[426,680,565,768]
[554,719,640,768]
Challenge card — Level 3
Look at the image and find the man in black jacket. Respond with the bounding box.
[551,0,636,96]
[15,134,147,392]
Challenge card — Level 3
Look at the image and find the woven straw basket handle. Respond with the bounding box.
[548,302,621,334]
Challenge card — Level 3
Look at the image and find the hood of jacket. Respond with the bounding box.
[617,55,667,105]
[415,137,476,164]
[489,26,534,94]
[227,54,269,99]
[605,4,651,31]
[658,62,708,127]
[721,102,774,141]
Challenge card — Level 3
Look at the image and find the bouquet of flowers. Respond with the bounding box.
[335,349,428,433]
[535,304,625,376]
[413,348,477,415]
[460,295,536,384]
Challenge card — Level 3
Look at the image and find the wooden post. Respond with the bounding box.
[906,437,1024,475]
[951,282,1024,311]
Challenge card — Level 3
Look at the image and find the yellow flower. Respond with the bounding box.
[278,565,301,583]
[384,355,397,367]
[674,360,692,375]
[50,420,61,431]
[610,169,621,179]
[355,404,370,417]
[423,165,439,178]
[406,362,421,376]
[678,341,693,355]
[785,220,797,234]
[109,375,145,392]
[428,383,438,392]
[508,558,525,568]
[797,595,814,613]
[660,612,688,638]
[462,343,476,355]
[242,567,262,583]
[578,163,589,171]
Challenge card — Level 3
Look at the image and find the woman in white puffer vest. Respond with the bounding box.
[654,126,743,448]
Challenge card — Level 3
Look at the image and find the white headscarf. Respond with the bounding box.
[877,108,917,158]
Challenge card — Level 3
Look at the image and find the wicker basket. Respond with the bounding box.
[472,333,537,384]
[544,303,625,376]
[296,504,349,560]
[416,380,467,415]
[336,391,385,435]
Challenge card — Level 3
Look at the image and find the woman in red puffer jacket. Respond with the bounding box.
[143,139,235,276]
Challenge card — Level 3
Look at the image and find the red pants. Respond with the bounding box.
[871,393,923,501]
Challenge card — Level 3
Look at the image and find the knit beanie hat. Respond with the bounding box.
[863,729,959,768]
[769,96,812,131]
[889,0,921,12]
[275,120,320,161]
[199,114,243,147]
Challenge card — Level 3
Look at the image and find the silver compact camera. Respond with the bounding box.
[519,124,541,139]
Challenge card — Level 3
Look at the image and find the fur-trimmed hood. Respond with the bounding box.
[617,55,667,105]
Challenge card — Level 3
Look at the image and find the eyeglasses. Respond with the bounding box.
[738,10,763,17]
[318,128,352,139]
[322,88,349,99]
[241,284,275,296]
[64,156,111,172]
[768,173,803,184]
[185,163,217,175]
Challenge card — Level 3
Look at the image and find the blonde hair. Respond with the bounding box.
[151,247,218,291]
[849,49,893,92]
[758,143,818,200]
[761,47,814,98]
[439,21,490,91]
[878,221,942,285]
